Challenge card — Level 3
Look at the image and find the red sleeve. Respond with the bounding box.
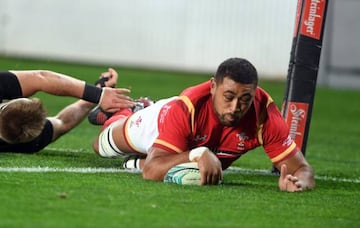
[262,103,298,164]
[152,99,191,153]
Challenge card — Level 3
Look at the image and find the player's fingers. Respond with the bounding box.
[284,178,303,192]
[114,94,134,101]
[105,103,132,112]
[116,100,136,108]
[109,99,136,110]
[102,90,133,102]
[200,172,207,185]
[200,171,215,185]
[108,68,116,74]
[102,88,132,99]
[289,175,299,182]
[205,169,221,185]
[209,174,217,185]
[102,98,135,112]
[293,184,304,192]
[114,88,131,95]
[280,164,287,180]
[294,180,304,188]
[108,68,118,79]
[212,169,222,185]
[100,71,111,78]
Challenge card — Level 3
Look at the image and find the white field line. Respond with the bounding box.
[44,147,89,153]
[0,166,140,174]
[226,167,360,184]
[0,166,359,184]
[3,147,360,183]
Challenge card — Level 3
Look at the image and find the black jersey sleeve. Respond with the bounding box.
[0,71,23,102]
[0,120,54,153]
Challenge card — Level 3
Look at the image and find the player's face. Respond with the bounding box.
[210,77,256,126]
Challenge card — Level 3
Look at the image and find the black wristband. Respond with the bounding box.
[82,83,103,104]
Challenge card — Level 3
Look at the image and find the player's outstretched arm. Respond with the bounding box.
[142,148,190,181]
[45,68,133,142]
[47,100,94,141]
[277,150,315,192]
[11,69,134,112]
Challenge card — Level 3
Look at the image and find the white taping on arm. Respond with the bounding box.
[189,147,208,162]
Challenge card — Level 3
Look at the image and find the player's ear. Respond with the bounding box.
[210,77,217,95]
[210,77,216,89]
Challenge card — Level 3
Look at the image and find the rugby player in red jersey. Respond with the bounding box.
[0,68,134,153]
[92,58,315,192]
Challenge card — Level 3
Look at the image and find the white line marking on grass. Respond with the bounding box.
[44,148,89,153]
[0,166,358,184]
[42,148,360,184]
[226,167,360,184]
[0,167,140,174]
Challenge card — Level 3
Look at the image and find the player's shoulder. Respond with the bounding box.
[252,86,281,124]
[180,81,211,98]
[254,86,275,108]
[255,86,271,98]
[179,81,211,107]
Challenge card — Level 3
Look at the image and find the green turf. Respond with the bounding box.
[0,56,359,227]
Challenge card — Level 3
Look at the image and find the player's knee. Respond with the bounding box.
[97,124,125,158]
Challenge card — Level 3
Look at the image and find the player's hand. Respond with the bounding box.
[97,68,135,112]
[278,164,306,192]
[99,68,118,88]
[99,87,135,112]
[197,150,223,185]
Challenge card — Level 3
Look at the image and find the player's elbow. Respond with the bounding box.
[142,167,164,182]
[36,70,57,83]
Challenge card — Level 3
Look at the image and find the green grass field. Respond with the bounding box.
[0,56,359,227]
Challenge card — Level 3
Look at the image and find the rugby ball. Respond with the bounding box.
[163,162,201,185]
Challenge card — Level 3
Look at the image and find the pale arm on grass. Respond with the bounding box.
[47,100,95,141]
[43,68,132,142]
[11,69,134,112]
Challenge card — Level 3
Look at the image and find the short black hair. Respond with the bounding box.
[215,57,258,86]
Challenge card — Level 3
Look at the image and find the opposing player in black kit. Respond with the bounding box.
[0,68,134,153]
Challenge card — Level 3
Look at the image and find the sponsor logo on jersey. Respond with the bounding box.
[236,132,249,151]
[194,134,207,142]
[129,115,143,128]
[159,104,172,124]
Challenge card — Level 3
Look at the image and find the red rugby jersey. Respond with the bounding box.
[153,80,298,169]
